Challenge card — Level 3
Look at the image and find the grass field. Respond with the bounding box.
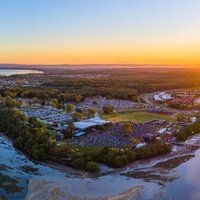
[101,111,177,123]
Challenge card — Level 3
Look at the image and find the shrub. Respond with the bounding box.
[123,123,132,136]
[102,105,114,114]
[71,157,86,169]
[100,148,118,163]
[112,155,128,168]
[64,121,75,138]
[73,112,83,121]
[174,119,200,141]
[126,151,136,162]
[66,103,74,112]
[85,161,99,173]
[136,142,170,160]
[53,145,71,158]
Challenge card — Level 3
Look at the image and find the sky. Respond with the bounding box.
[0,0,200,65]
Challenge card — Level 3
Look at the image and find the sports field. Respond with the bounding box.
[101,111,177,123]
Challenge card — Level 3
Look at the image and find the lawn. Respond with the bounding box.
[101,111,177,123]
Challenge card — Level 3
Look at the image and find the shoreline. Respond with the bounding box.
[1,131,199,177]
[25,136,200,200]
[39,136,200,177]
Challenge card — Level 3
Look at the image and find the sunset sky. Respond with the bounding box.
[0,0,200,65]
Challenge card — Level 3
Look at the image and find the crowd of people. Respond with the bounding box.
[71,120,166,148]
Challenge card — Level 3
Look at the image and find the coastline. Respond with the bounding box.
[34,135,200,177]
[25,135,200,200]
[1,123,200,200]
[1,131,199,177]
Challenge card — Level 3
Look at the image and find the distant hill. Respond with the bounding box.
[0,64,189,70]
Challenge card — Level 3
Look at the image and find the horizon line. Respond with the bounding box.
[0,63,198,67]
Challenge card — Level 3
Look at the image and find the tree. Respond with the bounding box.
[0,108,53,161]
[71,157,86,169]
[73,112,84,121]
[76,108,83,113]
[4,96,17,107]
[87,107,96,118]
[123,123,132,136]
[4,91,17,98]
[112,155,128,168]
[102,105,114,114]
[106,95,112,100]
[74,95,83,103]
[130,137,139,145]
[51,99,59,108]
[32,97,38,104]
[36,127,45,135]
[66,103,74,113]
[29,117,43,128]
[64,121,75,138]
[51,99,63,109]
[85,161,99,172]
[53,144,72,158]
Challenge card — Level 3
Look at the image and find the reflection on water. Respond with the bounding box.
[20,166,40,175]
[0,134,66,200]
[0,174,22,194]
[153,154,194,169]
[124,169,178,187]
[163,149,200,200]
[123,155,194,189]
[0,69,43,76]
[0,132,200,200]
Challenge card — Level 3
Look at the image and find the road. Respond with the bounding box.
[142,91,197,116]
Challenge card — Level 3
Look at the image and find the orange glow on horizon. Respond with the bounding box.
[0,44,199,66]
[1,1,200,66]
[0,36,199,66]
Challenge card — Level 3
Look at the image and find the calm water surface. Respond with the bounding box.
[0,69,43,76]
[0,133,200,200]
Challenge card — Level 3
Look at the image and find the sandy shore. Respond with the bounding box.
[25,179,144,200]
